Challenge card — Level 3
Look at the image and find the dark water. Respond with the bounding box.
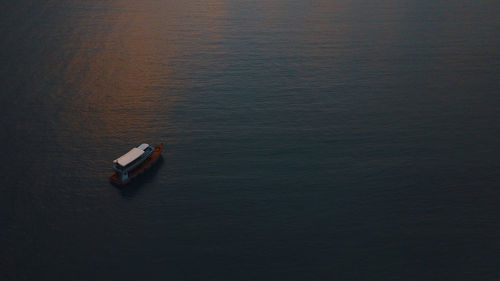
[1,0,500,280]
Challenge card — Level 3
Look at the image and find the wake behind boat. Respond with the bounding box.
[109,143,164,185]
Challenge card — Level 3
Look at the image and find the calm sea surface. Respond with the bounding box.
[1,0,500,280]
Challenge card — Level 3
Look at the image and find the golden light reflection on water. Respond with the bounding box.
[58,1,172,145]
[54,0,227,150]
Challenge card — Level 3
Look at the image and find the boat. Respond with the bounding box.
[109,143,164,185]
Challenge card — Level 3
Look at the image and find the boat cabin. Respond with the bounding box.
[113,143,154,181]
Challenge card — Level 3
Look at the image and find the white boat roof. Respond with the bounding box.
[137,143,149,150]
[114,147,145,167]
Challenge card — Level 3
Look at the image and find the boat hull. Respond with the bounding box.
[109,143,163,186]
